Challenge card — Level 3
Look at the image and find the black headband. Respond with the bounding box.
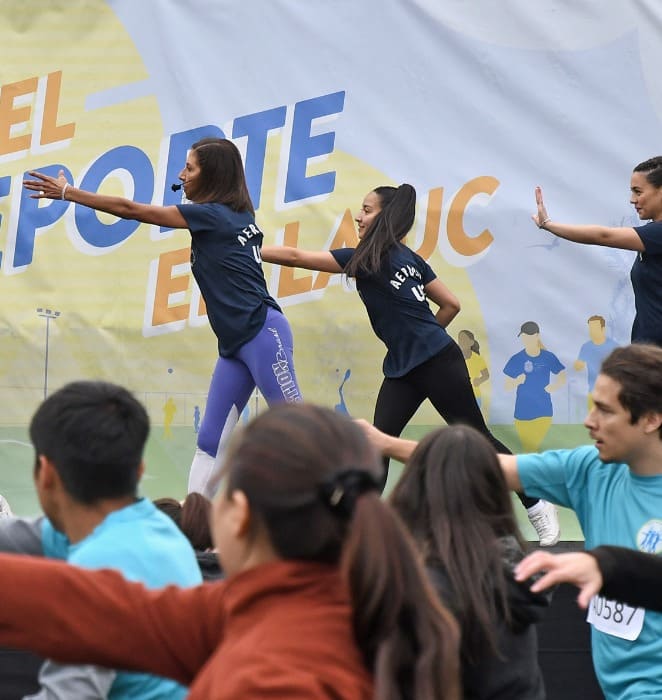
[319,468,380,518]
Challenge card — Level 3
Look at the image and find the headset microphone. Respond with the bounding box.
[171,183,183,192]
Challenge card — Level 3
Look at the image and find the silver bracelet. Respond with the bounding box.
[540,216,551,227]
[61,183,69,200]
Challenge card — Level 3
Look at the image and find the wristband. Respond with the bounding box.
[61,183,69,200]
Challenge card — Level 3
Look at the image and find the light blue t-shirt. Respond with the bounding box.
[518,446,662,700]
[42,498,202,700]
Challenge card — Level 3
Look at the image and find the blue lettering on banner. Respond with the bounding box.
[2,91,347,274]
[11,164,72,270]
[76,146,154,248]
[233,106,286,210]
[285,91,345,203]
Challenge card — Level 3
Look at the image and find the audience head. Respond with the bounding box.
[29,381,148,516]
[391,424,520,546]
[154,493,213,551]
[216,402,460,699]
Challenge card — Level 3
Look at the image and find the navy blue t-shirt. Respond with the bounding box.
[632,221,662,346]
[177,203,281,356]
[331,245,452,377]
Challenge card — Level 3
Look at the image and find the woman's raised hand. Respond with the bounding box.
[23,169,70,200]
[532,186,551,229]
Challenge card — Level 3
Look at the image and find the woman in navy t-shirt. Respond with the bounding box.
[261,185,558,547]
[24,138,302,498]
[533,156,662,346]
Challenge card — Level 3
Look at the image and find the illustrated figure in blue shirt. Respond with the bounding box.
[574,315,618,410]
[503,321,566,453]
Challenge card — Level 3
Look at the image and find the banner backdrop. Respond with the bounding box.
[1,1,661,517]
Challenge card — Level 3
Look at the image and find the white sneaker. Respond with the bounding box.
[527,500,560,547]
[0,493,13,519]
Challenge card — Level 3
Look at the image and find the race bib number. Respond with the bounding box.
[586,595,645,641]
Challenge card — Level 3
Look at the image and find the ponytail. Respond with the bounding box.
[345,184,417,278]
[222,402,461,698]
[342,494,461,700]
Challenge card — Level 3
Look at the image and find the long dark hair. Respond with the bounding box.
[190,137,254,213]
[390,424,525,662]
[223,403,460,700]
[344,184,416,278]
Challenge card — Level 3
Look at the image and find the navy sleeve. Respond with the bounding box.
[176,203,222,234]
[418,256,437,285]
[634,221,662,254]
[329,247,355,270]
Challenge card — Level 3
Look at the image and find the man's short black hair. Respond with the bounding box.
[29,381,149,504]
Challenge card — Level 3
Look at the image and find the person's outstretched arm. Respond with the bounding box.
[0,554,223,685]
[355,419,417,463]
[260,246,343,273]
[533,186,644,251]
[515,546,662,611]
[24,170,187,230]
[358,419,525,491]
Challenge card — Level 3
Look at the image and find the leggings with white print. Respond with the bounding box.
[188,306,302,498]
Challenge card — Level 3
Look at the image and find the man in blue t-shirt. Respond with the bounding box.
[361,343,662,700]
[499,344,662,700]
[0,381,202,700]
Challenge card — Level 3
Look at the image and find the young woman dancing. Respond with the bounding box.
[0,403,461,700]
[24,137,302,499]
[261,183,560,544]
[533,156,662,345]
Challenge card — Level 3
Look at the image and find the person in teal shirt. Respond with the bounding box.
[0,381,201,699]
[500,344,662,700]
[360,343,662,700]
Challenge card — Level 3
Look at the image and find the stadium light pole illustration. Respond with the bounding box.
[36,308,60,399]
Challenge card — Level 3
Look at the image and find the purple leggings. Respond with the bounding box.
[197,307,302,457]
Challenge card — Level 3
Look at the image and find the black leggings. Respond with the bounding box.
[373,341,537,508]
